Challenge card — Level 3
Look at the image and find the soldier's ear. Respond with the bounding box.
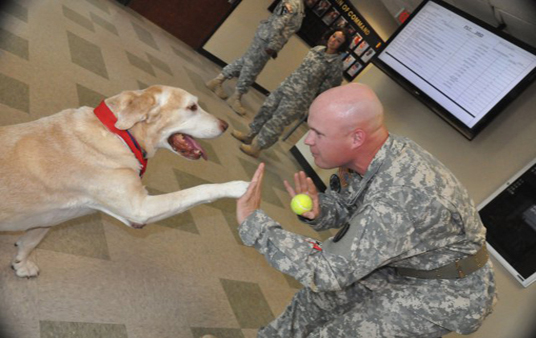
[351,129,365,148]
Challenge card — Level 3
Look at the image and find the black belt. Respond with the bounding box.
[395,245,489,279]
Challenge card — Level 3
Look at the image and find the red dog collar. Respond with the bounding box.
[94,101,148,177]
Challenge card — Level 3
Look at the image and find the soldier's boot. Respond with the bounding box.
[231,129,256,145]
[205,74,228,99]
[240,136,262,158]
[227,91,246,116]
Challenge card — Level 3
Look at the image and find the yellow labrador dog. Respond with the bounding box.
[0,85,249,278]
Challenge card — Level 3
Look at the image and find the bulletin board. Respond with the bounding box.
[270,0,384,81]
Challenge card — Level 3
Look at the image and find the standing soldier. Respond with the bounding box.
[205,0,305,115]
[231,29,349,158]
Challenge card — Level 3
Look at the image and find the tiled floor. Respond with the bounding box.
[0,0,331,337]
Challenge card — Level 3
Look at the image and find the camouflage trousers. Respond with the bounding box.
[257,278,452,337]
[249,89,307,149]
[221,34,272,94]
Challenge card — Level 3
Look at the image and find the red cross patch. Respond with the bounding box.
[308,241,322,251]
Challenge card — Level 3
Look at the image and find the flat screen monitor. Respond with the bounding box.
[373,0,536,140]
[478,158,536,288]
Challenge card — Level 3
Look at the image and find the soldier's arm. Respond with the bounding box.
[267,1,301,51]
[317,63,343,95]
[239,204,417,292]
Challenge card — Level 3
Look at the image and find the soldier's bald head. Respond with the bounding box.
[310,83,385,136]
[307,83,389,174]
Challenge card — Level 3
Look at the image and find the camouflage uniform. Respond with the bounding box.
[221,0,304,94]
[239,134,497,337]
[250,46,343,149]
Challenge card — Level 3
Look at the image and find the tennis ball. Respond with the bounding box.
[290,194,313,215]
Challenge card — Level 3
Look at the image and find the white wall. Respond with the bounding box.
[204,1,536,337]
[204,0,310,92]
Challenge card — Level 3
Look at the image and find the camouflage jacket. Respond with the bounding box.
[240,134,492,288]
[278,46,343,108]
[256,0,305,52]
[239,134,496,333]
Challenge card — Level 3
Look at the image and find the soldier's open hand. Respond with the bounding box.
[237,163,265,224]
[284,171,320,220]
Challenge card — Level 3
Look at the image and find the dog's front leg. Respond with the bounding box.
[12,227,50,278]
[114,180,249,226]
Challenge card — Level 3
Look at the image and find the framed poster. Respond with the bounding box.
[346,62,363,77]
[342,53,356,69]
[270,0,384,81]
[354,40,369,56]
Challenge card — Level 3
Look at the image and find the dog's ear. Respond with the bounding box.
[107,89,158,130]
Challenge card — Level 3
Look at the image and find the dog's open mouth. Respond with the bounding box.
[168,133,207,160]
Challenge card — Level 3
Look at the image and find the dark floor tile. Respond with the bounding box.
[262,147,282,163]
[221,210,243,245]
[171,45,196,65]
[137,80,149,89]
[220,279,275,329]
[197,139,221,165]
[0,27,29,60]
[85,0,110,15]
[283,273,303,289]
[126,51,155,76]
[132,21,159,50]
[40,320,127,338]
[76,83,105,108]
[67,31,109,79]
[146,187,199,234]
[183,66,217,99]
[39,214,111,261]
[90,12,118,35]
[172,169,241,241]
[227,118,249,141]
[172,169,211,190]
[63,6,95,32]
[0,72,29,113]
[147,52,172,75]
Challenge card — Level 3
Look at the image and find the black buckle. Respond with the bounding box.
[330,174,341,193]
[333,223,350,242]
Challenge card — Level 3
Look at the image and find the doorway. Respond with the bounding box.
[128,0,241,50]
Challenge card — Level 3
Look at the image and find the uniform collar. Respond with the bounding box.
[344,135,395,205]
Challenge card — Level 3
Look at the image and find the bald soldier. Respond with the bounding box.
[234,83,497,337]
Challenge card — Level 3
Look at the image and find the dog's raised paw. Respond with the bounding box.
[225,180,249,198]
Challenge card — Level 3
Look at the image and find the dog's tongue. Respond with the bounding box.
[184,135,207,160]
[170,133,207,160]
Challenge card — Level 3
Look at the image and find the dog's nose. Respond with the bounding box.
[219,119,229,132]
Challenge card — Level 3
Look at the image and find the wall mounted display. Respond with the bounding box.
[478,158,536,288]
[270,0,384,81]
[374,0,536,140]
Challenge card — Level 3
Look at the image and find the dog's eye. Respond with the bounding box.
[188,104,198,111]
